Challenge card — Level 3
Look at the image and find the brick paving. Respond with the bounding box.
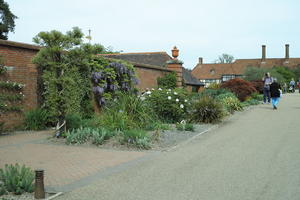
[0,131,146,191]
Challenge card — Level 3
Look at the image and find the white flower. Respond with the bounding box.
[149,95,151,97]
[168,96,172,100]
[168,89,171,92]
[158,88,162,91]
[184,99,188,102]
[180,120,186,124]
[176,98,179,102]
[166,92,169,94]
[146,91,151,95]
[151,88,155,91]
[180,104,184,108]
[174,92,178,95]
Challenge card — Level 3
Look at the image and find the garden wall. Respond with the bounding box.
[0,40,175,129]
[0,40,40,129]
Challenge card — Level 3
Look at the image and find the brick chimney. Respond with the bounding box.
[285,44,289,60]
[262,45,266,61]
[198,57,203,64]
[166,46,183,87]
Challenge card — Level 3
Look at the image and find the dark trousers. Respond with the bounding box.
[263,87,270,103]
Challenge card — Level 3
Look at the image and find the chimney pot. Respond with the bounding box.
[262,45,266,61]
[199,57,203,64]
[285,44,289,59]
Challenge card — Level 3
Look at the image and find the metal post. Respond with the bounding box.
[34,169,45,199]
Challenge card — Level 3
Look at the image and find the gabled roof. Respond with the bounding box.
[192,58,300,80]
[182,68,204,86]
[100,52,172,68]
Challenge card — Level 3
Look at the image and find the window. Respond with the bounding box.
[222,74,236,82]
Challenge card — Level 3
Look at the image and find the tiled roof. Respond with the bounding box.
[0,39,40,51]
[192,58,300,80]
[182,68,204,86]
[100,52,172,68]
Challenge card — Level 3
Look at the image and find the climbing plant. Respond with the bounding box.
[32,27,138,133]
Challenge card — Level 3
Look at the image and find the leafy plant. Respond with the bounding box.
[157,71,177,89]
[176,123,184,131]
[185,123,195,132]
[0,164,34,195]
[66,127,112,145]
[221,78,257,101]
[65,113,82,131]
[144,88,189,123]
[251,92,263,101]
[206,82,220,89]
[24,108,48,130]
[190,96,225,123]
[122,129,151,149]
[216,93,243,114]
[0,81,24,91]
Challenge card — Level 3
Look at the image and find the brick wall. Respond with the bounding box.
[133,63,173,91]
[0,40,40,129]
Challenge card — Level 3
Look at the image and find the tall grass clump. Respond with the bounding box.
[24,108,48,130]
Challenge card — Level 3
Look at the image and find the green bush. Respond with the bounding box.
[0,164,34,195]
[190,96,225,123]
[0,181,7,196]
[242,98,260,107]
[216,93,243,114]
[157,71,177,89]
[251,92,263,101]
[144,88,189,123]
[99,93,157,131]
[122,129,151,149]
[66,127,112,145]
[24,108,48,130]
[176,123,185,131]
[193,88,230,99]
[185,123,195,132]
[65,113,83,131]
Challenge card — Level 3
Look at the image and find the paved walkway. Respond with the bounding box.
[0,130,146,192]
[55,93,300,200]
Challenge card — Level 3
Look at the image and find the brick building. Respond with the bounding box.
[192,44,300,86]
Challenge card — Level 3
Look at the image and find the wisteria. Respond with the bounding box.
[92,62,138,106]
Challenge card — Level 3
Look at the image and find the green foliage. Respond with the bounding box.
[99,93,157,131]
[0,93,23,102]
[66,127,112,145]
[157,71,177,89]
[121,129,151,149]
[175,123,184,131]
[206,82,220,89]
[243,66,285,83]
[251,92,263,101]
[144,88,189,123]
[217,95,243,114]
[292,66,300,80]
[24,108,48,130]
[241,98,261,107]
[185,123,195,132]
[221,78,257,101]
[0,81,24,91]
[0,56,6,75]
[65,113,82,131]
[0,0,18,40]
[190,96,225,123]
[195,88,230,99]
[273,66,296,82]
[0,103,22,113]
[0,164,34,195]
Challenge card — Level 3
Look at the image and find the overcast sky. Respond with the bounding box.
[6,0,300,69]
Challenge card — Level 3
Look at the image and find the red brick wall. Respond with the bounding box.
[0,43,39,129]
[134,65,172,91]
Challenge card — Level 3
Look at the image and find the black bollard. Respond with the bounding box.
[34,169,45,199]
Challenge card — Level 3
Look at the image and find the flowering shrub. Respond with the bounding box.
[92,58,138,106]
[0,81,25,90]
[144,88,189,123]
[190,96,225,123]
[221,78,257,101]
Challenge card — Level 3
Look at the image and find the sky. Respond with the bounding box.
[6,0,300,69]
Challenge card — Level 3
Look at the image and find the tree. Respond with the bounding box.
[0,0,17,40]
[215,54,234,64]
[243,66,285,83]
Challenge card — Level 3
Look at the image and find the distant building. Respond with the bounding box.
[192,44,300,86]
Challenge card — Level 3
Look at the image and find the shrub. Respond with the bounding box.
[24,108,48,130]
[99,93,157,131]
[251,92,263,101]
[66,127,112,145]
[157,71,177,89]
[221,78,257,101]
[206,82,220,89]
[190,96,225,123]
[185,123,195,132]
[216,93,243,114]
[194,88,230,99]
[0,181,7,196]
[65,113,82,131]
[0,164,34,195]
[175,123,184,131]
[144,88,189,123]
[122,129,151,149]
[250,80,264,94]
[242,98,260,107]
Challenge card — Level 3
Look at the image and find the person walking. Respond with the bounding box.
[270,78,281,110]
[262,72,273,103]
[289,78,295,93]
